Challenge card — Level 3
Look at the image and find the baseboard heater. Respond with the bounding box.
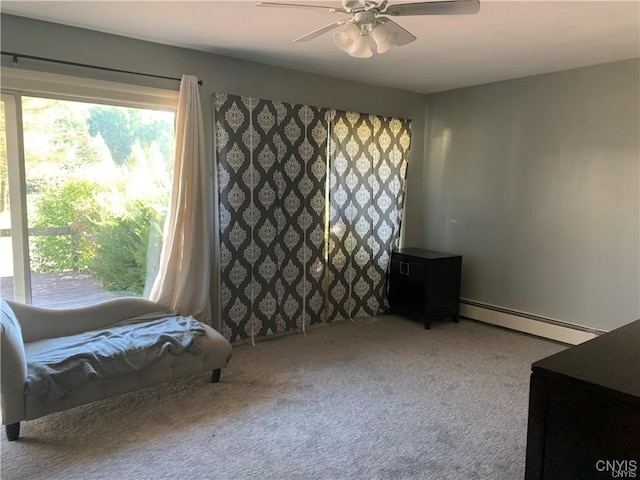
[459,299,605,345]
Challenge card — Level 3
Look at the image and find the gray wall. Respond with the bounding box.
[419,59,640,331]
[3,15,638,332]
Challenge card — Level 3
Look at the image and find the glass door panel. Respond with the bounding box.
[1,92,174,308]
[0,98,12,300]
[1,93,31,303]
[21,96,175,307]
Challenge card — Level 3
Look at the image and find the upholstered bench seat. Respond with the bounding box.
[1,298,232,441]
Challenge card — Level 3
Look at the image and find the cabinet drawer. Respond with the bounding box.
[390,256,425,283]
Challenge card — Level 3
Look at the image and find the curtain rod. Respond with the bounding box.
[1,51,203,86]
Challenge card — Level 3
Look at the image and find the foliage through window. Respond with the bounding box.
[0,93,175,307]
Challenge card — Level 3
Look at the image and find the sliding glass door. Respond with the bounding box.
[1,93,30,303]
[0,90,176,308]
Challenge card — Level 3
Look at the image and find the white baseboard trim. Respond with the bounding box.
[460,302,601,345]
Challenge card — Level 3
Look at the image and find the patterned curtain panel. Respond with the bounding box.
[215,93,410,342]
[326,111,411,322]
[297,106,331,331]
[215,93,328,342]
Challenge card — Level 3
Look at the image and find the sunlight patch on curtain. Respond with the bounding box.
[326,111,411,322]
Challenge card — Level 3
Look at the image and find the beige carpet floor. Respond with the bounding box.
[0,315,565,480]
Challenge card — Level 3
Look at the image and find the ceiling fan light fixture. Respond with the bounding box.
[349,33,373,58]
[333,23,360,53]
[371,22,397,54]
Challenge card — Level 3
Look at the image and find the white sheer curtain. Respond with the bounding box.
[149,75,211,323]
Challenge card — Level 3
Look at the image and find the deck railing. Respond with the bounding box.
[0,226,130,308]
[0,226,72,237]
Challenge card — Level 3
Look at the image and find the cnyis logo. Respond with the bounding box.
[596,460,638,478]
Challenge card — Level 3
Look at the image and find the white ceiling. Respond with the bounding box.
[2,0,639,94]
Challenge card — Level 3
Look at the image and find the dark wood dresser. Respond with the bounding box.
[525,319,640,480]
[387,248,462,329]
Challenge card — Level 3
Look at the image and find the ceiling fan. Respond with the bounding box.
[257,0,480,58]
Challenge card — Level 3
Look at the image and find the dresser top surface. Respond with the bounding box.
[532,319,640,403]
[394,248,461,260]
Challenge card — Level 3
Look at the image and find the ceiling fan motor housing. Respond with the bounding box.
[343,0,387,13]
[354,11,377,30]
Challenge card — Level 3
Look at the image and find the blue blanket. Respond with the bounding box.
[25,315,205,404]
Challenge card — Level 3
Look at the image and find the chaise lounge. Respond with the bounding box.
[0,297,232,441]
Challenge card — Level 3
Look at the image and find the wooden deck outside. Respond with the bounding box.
[0,272,134,309]
[1,226,137,308]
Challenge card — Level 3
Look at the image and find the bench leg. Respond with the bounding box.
[6,422,20,441]
[211,369,221,383]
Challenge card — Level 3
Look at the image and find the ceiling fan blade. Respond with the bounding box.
[378,18,416,46]
[294,21,344,42]
[383,0,480,16]
[257,2,349,13]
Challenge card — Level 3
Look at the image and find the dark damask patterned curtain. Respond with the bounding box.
[215,93,410,343]
[326,111,411,322]
[215,93,328,342]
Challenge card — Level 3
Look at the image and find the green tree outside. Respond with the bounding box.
[89,201,164,295]
[87,106,174,166]
[30,178,101,273]
[20,97,174,296]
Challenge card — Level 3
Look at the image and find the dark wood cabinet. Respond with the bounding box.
[388,248,462,329]
[525,319,640,480]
